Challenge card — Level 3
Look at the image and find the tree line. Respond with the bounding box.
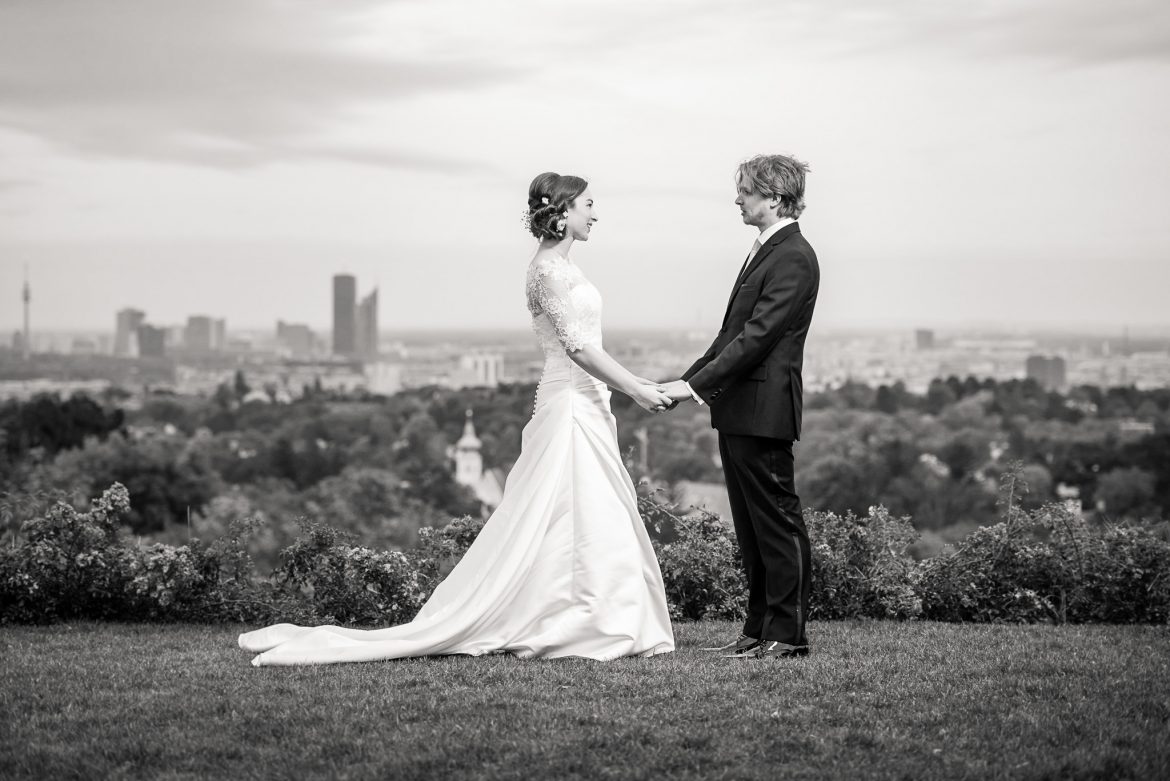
[3,374,1167,565]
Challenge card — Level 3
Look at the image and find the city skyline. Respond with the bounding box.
[2,1,1169,333]
[11,295,1170,342]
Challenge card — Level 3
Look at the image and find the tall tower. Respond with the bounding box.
[136,324,167,358]
[115,308,145,356]
[356,287,379,360]
[21,265,30,360]
[454,409,484,488]
[332,274,356,356]
[185,315,214,352]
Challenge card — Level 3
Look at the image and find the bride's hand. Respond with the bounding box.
[632,383,673,413]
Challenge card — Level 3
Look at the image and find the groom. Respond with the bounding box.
[661,153,820,659]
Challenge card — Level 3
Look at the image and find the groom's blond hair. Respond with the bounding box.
[736,154,809,220]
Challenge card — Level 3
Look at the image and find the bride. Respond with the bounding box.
[238,172,676,665]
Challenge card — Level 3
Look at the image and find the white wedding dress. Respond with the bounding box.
[238,250,675,665]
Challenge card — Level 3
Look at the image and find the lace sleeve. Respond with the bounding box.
[528,257,587,353]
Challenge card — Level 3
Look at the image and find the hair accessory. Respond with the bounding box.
[520,210,533,232]
[540,196,550,205]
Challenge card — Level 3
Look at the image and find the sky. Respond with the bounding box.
[1,0,1169,336]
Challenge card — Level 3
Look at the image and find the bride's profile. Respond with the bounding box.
[238,172,676,665]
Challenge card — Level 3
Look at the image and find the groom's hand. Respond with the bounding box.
[660,380,694,403]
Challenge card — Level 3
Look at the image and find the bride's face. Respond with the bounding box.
[564,187,598,241]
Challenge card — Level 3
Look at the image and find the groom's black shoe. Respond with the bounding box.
[703,634,760,656]
[751,641,810,659]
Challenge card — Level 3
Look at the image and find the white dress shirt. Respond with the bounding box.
[684,218,795,405]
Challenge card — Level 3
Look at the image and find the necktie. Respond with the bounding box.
[738,238,762,281]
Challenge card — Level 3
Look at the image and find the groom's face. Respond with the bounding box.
[735,175,777,229]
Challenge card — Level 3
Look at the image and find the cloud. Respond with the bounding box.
[0,177,33,192]
[1,0,1165,176]
[616,0,1170,68]
[980,0,1170,65]
[828,0,1170,66]
[0,0,518,171]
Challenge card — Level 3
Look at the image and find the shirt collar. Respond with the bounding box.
[755,217,795,247]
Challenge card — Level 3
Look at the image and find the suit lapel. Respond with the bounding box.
[720,222,801,325]
[738,222,801,285]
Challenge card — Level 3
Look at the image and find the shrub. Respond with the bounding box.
[0,484,135,622]
[640,498,924,622]
[640,498,747,621]
[917,469,1170,623]
[409,514,487,594]
[2,480,1167,628]
[273,519,427,626]
[127,543,217,616]
[123,518,275,623]
[0,484,279,624]
[807,506,922,620]
[916,521,1060,623]
[1037,504,1170,623]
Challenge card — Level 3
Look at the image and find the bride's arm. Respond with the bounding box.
[530,257,670,411]
[568,346,652,397]
[569,346,672,412]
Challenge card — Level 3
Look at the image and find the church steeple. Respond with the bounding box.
[454,409,483,487]
[456,409,482,450]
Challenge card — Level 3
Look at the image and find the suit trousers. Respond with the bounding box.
[718,433,811,645]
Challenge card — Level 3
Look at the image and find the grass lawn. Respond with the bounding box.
[2,620,1168,780]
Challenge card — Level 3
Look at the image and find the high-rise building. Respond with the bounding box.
[1025,355,1067,391]
[115,308,145,356]
[212,318,226,351]
[915,329,935,350]
[136,324,167,358]
[21,265,30,360]
[454,353,504,388]
[277,320,316,357]
[356,288,379,360]
[165,325,185,350]
[186,315,214,352]
[332,274,356,356]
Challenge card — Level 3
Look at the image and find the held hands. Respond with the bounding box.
[632,382,675,414]
[659,380,696,404]
[631,378,694,414]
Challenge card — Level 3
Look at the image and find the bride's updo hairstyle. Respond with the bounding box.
[525,172,588,240]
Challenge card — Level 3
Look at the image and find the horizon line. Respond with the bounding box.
[7,322,1170,337]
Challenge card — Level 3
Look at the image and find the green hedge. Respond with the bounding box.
[2,480,1167,626]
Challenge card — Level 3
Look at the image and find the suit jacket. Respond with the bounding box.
[682,221,819,440]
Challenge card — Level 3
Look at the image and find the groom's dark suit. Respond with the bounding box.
[682,221,819,646]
